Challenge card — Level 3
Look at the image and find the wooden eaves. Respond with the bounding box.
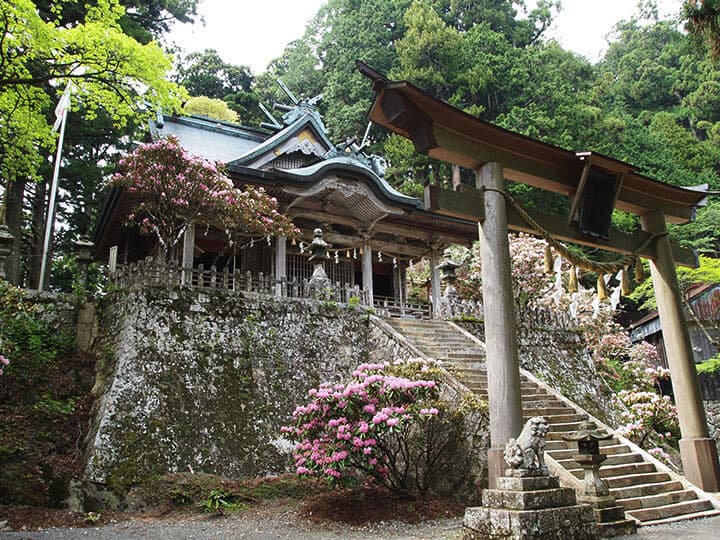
[357,61,708,268]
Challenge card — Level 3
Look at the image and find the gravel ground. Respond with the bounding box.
[2,507,719,540]
[0,505,463,540]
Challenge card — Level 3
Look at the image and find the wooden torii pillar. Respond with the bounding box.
[358,61,720,491]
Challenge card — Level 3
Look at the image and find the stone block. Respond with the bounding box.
[483,487,576,510]
[496,475,559,492]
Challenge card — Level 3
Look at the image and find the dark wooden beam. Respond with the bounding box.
[424,185,698,267]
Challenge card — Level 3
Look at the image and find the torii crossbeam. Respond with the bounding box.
[357,61,720,492]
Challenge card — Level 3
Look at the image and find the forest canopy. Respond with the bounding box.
[1,0,719,290]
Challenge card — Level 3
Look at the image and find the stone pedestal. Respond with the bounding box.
[463,473,597,539]
[573,454,636,537]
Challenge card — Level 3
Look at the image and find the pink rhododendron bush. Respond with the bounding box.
[110,136,297,259]
[282,359,488,497]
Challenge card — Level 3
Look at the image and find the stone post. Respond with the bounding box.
[181,222,195,285]
[0,222,14,280]
[476,162,523,489]
[430,248,442,318]
[74,235,94,292]
[361,239,374,307]
[642,211,720,491]
[275,235,287,297]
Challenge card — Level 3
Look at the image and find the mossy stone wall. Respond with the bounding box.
[84,288,384,492]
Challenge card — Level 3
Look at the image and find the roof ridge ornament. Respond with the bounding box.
[323,135,387,178]
[257,78,327,133]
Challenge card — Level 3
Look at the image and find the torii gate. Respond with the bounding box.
[357,62,720,492]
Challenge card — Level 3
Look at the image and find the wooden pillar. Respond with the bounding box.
[362,241,374,307]
[430,249,442,318]
[642,211,720,491]
[181,223,195,284]
[398,260,406,316]
[476,162,523,488]
[275,235,287,297]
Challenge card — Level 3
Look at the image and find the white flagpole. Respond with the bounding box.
[39,84,72,291]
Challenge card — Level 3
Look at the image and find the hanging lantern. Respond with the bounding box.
[597,274,608,301]
[334,251,339,264]
[393,257,397,269]
[544,244,553,274]
[568,266,578,293]
[378,251,383,262]
[346,250,350,258]
[353,248,357,259]
[266,235,271,246]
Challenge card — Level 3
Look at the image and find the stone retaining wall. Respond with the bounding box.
[83,288,415,492]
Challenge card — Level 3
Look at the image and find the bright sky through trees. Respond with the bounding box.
[167,0,684,73]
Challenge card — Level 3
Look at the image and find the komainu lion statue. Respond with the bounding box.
[503,416,550,472]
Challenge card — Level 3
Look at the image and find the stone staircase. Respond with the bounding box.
[384,318,720,527]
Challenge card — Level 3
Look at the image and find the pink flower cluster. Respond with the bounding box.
[281,359,441,484]
[110,136,298,256]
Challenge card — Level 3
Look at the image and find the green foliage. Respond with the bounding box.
[201,488,246,514]
[174,49,253,98]
[33,393,77,416]
[0,280,75,369]
[696,354,720,374]
[183,96,239,123]
[0,0,185,185]
[629,256,720,311]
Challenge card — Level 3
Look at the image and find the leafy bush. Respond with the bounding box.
[282,359,487,497]
[696,354,720,375]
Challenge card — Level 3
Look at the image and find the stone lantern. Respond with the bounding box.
[74,235,95,291]
[307,228,331,297]
[563,421,636,537]
[0,222,14,281]
[436,258,460,316]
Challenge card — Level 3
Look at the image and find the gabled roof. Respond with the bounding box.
[228,110,334,169]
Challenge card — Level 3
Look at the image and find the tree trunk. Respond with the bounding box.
[5,178,27,285]
[28,180,48,289]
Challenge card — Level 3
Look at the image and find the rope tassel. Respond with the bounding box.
[634,257,646,284]
[621,267,633,296]
[568,266,578,293]
[544,244,553,274]
[597,274,609,301]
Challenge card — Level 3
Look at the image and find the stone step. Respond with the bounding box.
[523,407,578,417]
[610,480,684,500]
[635,508,720,527]
[446,352,486,360]
[522,413,587,424]
[521,399,567,409]
[626,499,715,523]
[566,462,657,479]
[606,472,672,489]
[544,438,620,451]
[541,421,584,432]
[616,490,698,511]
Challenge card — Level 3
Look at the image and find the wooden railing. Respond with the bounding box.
[110,257,367,304]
